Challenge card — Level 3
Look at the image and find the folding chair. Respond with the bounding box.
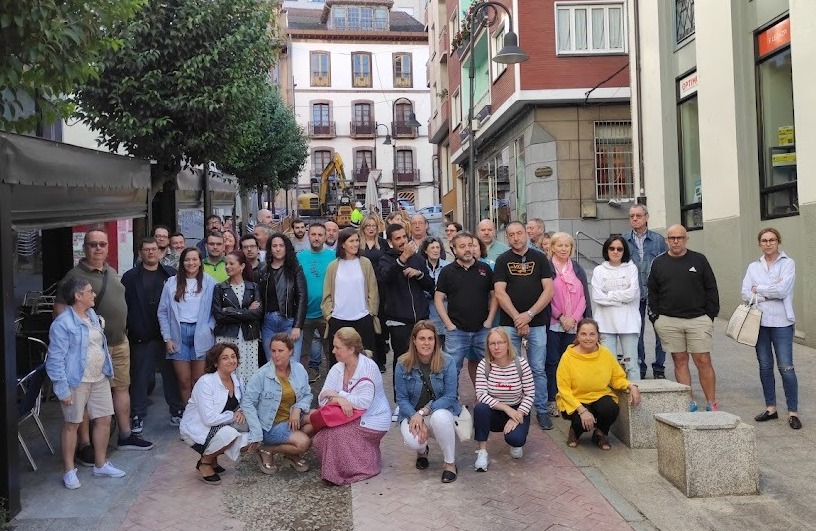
[18,360,55,471]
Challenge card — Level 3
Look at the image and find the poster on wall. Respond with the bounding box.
[778,126,794,146]
[72,232,85,266]
[179,209,204,245]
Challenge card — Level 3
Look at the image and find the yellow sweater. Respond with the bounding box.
[555,344,631,415]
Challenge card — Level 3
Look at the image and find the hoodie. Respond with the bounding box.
[590,261,641,334]
[555,343,630,415]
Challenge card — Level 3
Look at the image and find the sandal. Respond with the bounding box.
[594,431,611,450]
[254,448,277,475]
[196,459,221,485]
[212,458,225,474]
[567,428,579,448]
[441,465,457,483]
[283,456,310,473]
[416,447,429,470]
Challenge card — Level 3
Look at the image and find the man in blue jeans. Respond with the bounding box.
[625,204,669,379]
[493,222,555,430]
[435,231,498,388]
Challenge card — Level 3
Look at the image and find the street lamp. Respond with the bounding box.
[389,97,421,214]
[465,2,528,229]
[374,122,391,213]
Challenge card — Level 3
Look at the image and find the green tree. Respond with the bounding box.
[76,0,279,189]
[0,0,145,132]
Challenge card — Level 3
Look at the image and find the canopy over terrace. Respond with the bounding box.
[0,132,151,517]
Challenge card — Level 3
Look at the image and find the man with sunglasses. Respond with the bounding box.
[648,224,720,412]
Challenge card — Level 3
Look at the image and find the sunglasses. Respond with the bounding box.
[86,241,108,248]
[608,246,624,252]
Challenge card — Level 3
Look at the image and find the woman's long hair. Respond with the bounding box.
[358,215,382,250]
[174,247,203,302]
[204,343,240,373]
[228,250,254,283]
[398,320,443,373]
[484,327,519,364]
[265,232,299,279]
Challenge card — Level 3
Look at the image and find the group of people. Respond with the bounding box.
[44,205,801,490]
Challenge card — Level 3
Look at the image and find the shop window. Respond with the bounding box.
[594,121,634,200]
[555,2,626,55]
[677,71,702,229]
[756,18,796,219]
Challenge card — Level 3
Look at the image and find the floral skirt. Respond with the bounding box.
[313,420,386,486]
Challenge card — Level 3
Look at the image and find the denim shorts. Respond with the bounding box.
[263,421,294,445]
[166,323,203,361]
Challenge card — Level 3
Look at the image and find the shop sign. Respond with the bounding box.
[757,18,790,58]
[679,71,698,99]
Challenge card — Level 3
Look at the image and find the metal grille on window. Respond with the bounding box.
[675,0,695,45]
[594,121,634,201]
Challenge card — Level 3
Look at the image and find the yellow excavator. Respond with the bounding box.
[296,153,353,226]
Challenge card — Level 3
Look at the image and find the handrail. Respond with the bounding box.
[575,230,604,247]
[574,230,605,269]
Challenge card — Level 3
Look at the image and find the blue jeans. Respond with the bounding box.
[299,317,327,369]
[446,328,489,372]
[546,329,575,403]
[601,333,640,382]
[261,311,295,362]
[756,325,798,412]
[473,402,530,447]
[504,326,547,417]
[638,299,665,375]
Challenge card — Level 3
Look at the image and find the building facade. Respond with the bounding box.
[631,0,816,344]
[427,0,632,245]
[281,0,434,212]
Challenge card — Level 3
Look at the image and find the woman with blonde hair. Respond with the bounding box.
[359,215,390,372]
[473,327,535,472]
[395,321,460,483]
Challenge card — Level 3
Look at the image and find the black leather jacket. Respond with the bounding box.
[212,281,263,340]
[258,265,307,329]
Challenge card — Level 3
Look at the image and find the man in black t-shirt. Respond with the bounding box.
[435,231,498,386]
[494,221,555,430]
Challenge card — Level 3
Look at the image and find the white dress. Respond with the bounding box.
[215,282,260,390]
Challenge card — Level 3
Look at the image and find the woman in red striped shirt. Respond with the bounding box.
[473,327,535,472]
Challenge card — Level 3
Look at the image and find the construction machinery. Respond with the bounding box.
[296,153,353,226]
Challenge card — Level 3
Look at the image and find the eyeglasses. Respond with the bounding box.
[86,241,108,248]
[241,244,258,250]
[141,248,159,253]
[666,236,686,242]
[608,246,624,252]
[760,238,778,244]
[488,340,507,347]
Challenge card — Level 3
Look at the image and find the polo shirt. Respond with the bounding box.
[493,248,554,328]
[58,260,128,344]
[485,240,509,269]
[435,260,493,332]
[202,256,228,283]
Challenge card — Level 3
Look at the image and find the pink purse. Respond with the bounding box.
[310,377,373,432]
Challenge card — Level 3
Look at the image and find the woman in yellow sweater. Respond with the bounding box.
[556,319,641,450]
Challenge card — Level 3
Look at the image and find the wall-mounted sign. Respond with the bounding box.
[534,166,553,178]
[778,126,795,146]
[678,71,698,99]
[757,17,790,58]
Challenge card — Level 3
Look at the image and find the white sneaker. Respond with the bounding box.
[510,446,524,459]
[93,462,126,478]
[474,449,489,472]
[392,405,399,422]
[63,468,81,489]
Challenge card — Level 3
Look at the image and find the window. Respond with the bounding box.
[756,18,796,219]
[309,103,334,137]
[594,121,634,200]
[351,103,374,136]
[352,52,372,88]
[393,53,413,88]
[555,2,625,55]
[452,89,461,127]
[677,71,702,229]
[461,33,490,114]
[354,149,374,182]
[332,6,388,30]
[491,23,507,80]
[675,0,695,46]
[312,150,332,180]
[310,52,330,86]
[393,102,417,137]
[395,150,416,182]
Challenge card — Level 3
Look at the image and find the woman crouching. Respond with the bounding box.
[243,333,314,474]
[180,343,247,485]
[395,321,460,483]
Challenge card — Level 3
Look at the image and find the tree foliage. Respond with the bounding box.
[0,0,145,132]
[223,87,308,193]
[76,0,279,185]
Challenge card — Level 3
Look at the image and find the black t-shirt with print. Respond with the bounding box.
[493,248,554,328]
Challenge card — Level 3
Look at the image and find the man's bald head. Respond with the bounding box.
[477,219,496,245]
[257,209,273,226]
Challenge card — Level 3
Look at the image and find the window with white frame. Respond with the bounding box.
[555,2,626,55]
[594,121,634,200]
[451,89,462,127]
[332,6,389,30]
[491,23,507,80]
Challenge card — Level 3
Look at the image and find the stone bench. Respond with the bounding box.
[611,379,691,449]
[655,412,758,498]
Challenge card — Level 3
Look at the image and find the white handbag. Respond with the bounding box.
[725,294,762,347]
[454,405,473,441]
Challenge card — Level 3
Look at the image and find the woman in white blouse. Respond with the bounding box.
[741,228,800,429]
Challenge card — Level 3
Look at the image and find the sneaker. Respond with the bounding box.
[307,367,320,383]
[391,405,399,423]
[131,416,143,434]
[93,462,126,478]
[547,401,560,418]
[168,414,182,427]
[689,401,699,412]
[117,433,154,451]
[76,444,95,467]
[538,414,553,430]
[509,446,523,459]
[63,468,81,489]
[706,401,719,412]
[474,449,489,472]
[654,372,666,379]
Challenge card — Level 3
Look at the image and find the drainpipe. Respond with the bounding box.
[633,0,646,204]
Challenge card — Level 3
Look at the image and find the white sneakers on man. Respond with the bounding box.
[510,446,524,459]
[63,468,81,489]
[474,449,489,472]
[93,462,126,478]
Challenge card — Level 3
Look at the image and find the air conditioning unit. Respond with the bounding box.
[476,104,492,127]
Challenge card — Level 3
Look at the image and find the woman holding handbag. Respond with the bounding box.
[395,321,460,483]
[313,327,391,485]
[242,333,314,474]
[741,228,800,429]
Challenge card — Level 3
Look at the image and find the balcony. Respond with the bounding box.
[439,26,449,62]
[392,120,419,139]
[393,169,420,184]
[308,121,336,138]
[350,121,375,138]
[353,169,373,183]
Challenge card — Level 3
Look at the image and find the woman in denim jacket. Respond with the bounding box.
[46,277,124,489]
[242,333,314,473]
[395,321,461,483]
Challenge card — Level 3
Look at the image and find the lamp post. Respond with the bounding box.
[388,97,421,214]
[375,122,392,213]
[465,2,528,229]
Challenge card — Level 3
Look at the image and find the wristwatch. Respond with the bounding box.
[527,310,534,319]
[418,409,426,417]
